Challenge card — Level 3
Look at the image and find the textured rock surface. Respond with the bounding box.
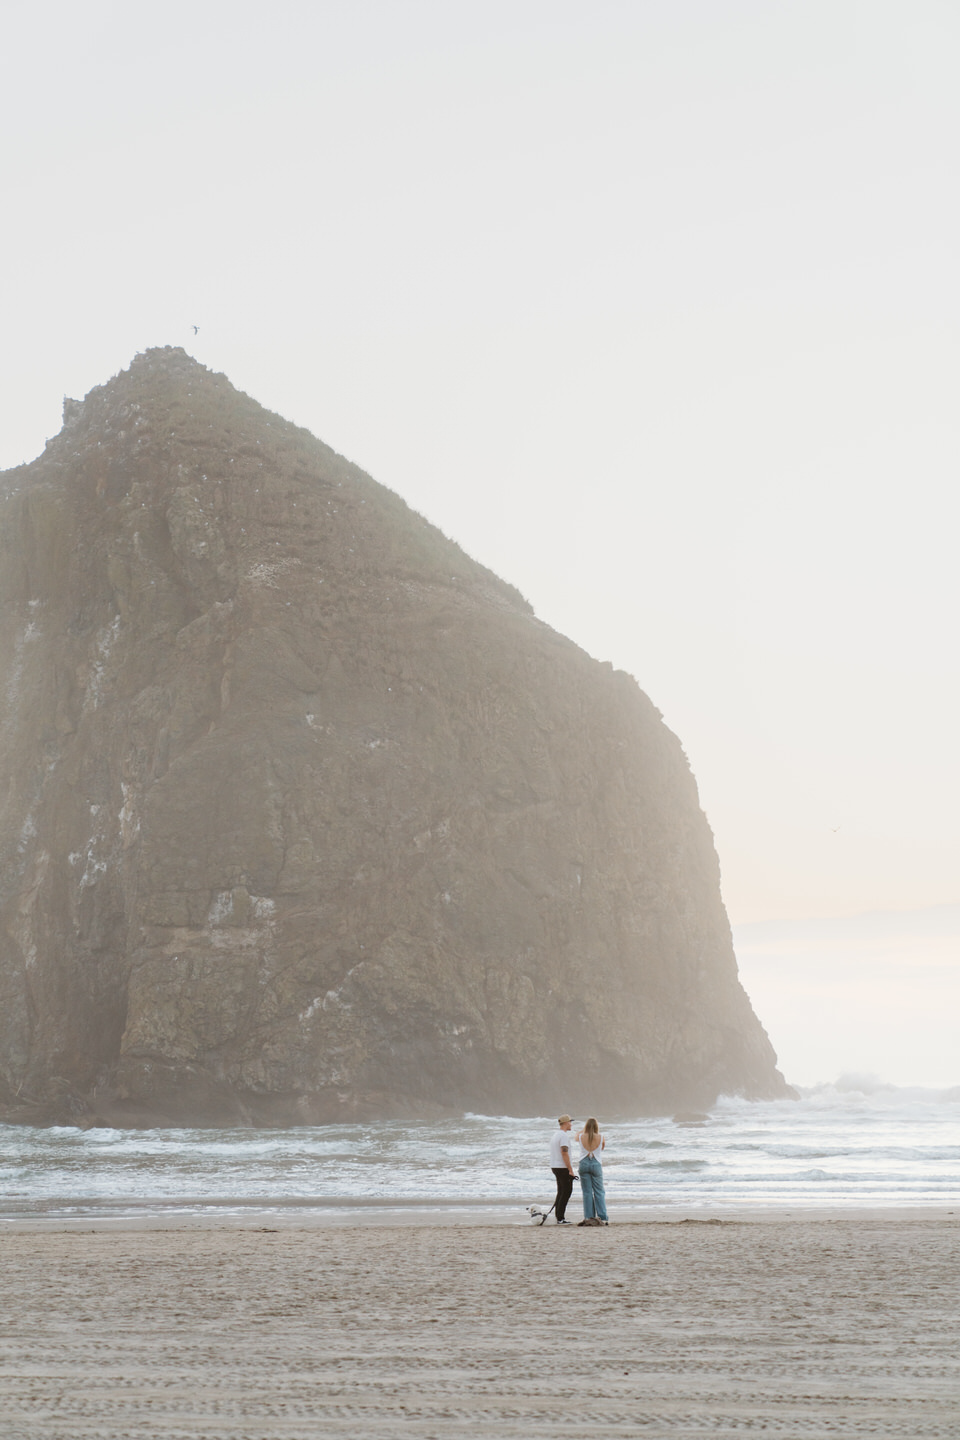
[0,348,788,1125]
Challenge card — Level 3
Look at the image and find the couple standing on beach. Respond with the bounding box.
[550,1114,608,1226]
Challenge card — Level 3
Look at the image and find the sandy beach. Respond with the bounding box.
[1,1211,958,1438]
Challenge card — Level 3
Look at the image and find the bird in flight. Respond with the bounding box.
[192,325,199,335]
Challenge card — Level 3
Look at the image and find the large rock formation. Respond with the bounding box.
[0,348,788,1126]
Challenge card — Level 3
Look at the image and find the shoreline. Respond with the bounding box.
[2,1197,957,1231]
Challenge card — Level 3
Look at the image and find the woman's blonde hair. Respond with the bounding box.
[582,1117,599,1141]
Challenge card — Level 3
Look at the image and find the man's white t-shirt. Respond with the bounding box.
[549,1129,573,1168]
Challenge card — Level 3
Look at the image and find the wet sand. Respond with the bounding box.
[2,1213,958,1438]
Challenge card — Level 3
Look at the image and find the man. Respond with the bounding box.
[549,1114,576,1224]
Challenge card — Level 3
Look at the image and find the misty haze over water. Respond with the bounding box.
[734,905,960,1088]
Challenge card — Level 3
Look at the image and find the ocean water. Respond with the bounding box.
[2,1078,958,1222]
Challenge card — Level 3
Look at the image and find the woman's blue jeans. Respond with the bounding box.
[578,1154,607,1221]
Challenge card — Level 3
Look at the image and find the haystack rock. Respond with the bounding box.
[0,349,788,1126]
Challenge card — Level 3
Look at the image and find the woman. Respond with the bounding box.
[577,1117,608,1225]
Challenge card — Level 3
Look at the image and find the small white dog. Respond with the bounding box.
[526,1205,553,1226]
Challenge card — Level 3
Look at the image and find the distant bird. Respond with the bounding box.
[192,325,199,335]
[830,826,841,833]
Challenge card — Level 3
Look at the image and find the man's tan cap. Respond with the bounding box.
[558,1114,572,1125]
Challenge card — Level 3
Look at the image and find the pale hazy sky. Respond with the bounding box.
[2,2,957,1082]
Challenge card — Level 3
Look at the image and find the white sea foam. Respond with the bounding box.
[2,1081,958,1219]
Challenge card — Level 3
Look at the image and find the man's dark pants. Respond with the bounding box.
[552,1167,574,1221]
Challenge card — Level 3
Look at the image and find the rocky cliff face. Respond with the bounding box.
[0,348,788,1125]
